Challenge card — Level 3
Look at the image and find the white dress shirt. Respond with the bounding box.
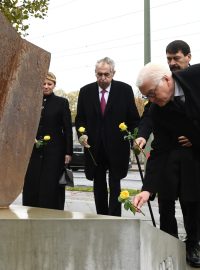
[98,85,111,103]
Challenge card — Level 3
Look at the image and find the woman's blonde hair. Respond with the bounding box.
[46,72,56,85]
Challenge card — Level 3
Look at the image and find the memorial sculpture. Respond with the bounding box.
[0,12,50,207]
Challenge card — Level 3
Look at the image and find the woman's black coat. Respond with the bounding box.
[23,93,73,210]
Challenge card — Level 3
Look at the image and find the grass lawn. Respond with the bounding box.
[66,186,140,196]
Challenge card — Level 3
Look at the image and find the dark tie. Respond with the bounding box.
[100,89,107,114]
[174,96,185,109]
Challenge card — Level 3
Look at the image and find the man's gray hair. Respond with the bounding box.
[95,57,115,73]
[136,62,171,88]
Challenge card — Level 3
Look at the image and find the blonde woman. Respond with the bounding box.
[23,72,73,210]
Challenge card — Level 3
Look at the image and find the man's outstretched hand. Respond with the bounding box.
[132,191,150,211]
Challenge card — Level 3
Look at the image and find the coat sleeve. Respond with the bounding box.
[125,85,140,131]
[138,102,153,140]
[75,88,87,138]
[142,151,167,194]
[62,98,73,155]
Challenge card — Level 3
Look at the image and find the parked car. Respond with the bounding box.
[70,143,132,171]
[70,143,85,171]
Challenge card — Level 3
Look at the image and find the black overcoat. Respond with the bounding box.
[23,93,73,210]
[141,64,200,201]
[75,80,140,180]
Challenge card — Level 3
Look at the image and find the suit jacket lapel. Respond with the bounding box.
[92,82,101,115]
[91,80,118,116]
[104,80,117,115]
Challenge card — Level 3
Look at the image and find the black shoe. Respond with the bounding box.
[186,242,200,268]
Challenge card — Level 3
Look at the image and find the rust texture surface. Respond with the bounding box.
[0,13,51,207]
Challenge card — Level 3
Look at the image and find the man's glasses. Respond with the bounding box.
[96,72,112,78]
[142,78,162,99]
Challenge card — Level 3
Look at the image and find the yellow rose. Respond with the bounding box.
[78,127,85,133]
[119,122,127,131]
[43,135,51,141]
[120,190,130,200]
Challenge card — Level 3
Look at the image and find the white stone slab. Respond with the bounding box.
[0,206,186,270]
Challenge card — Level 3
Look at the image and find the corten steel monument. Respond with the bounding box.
[0,12,50,207]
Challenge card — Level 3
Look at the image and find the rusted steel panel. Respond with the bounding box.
[0,13,51,207]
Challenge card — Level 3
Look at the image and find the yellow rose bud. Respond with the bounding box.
[119,122,127,131]
[78,127,85,133]
[43,135,51,141]
[120,190,130,200]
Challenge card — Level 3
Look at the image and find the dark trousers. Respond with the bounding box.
[93,146,121,216]
[158,147,200,242]
[183,202,200,243]
[158,198,178,238]
[158,198,200,243]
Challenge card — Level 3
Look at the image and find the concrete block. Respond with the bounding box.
[0,206,186,270]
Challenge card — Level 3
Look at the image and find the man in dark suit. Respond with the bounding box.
[133,63,200,267]
[136,40,192,239]
[75,57,140,216]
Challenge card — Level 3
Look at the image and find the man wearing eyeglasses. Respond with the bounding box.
[75,57,140,216]
[133,62,200,267]
[137,40,192,146]
[136,40,193,241]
